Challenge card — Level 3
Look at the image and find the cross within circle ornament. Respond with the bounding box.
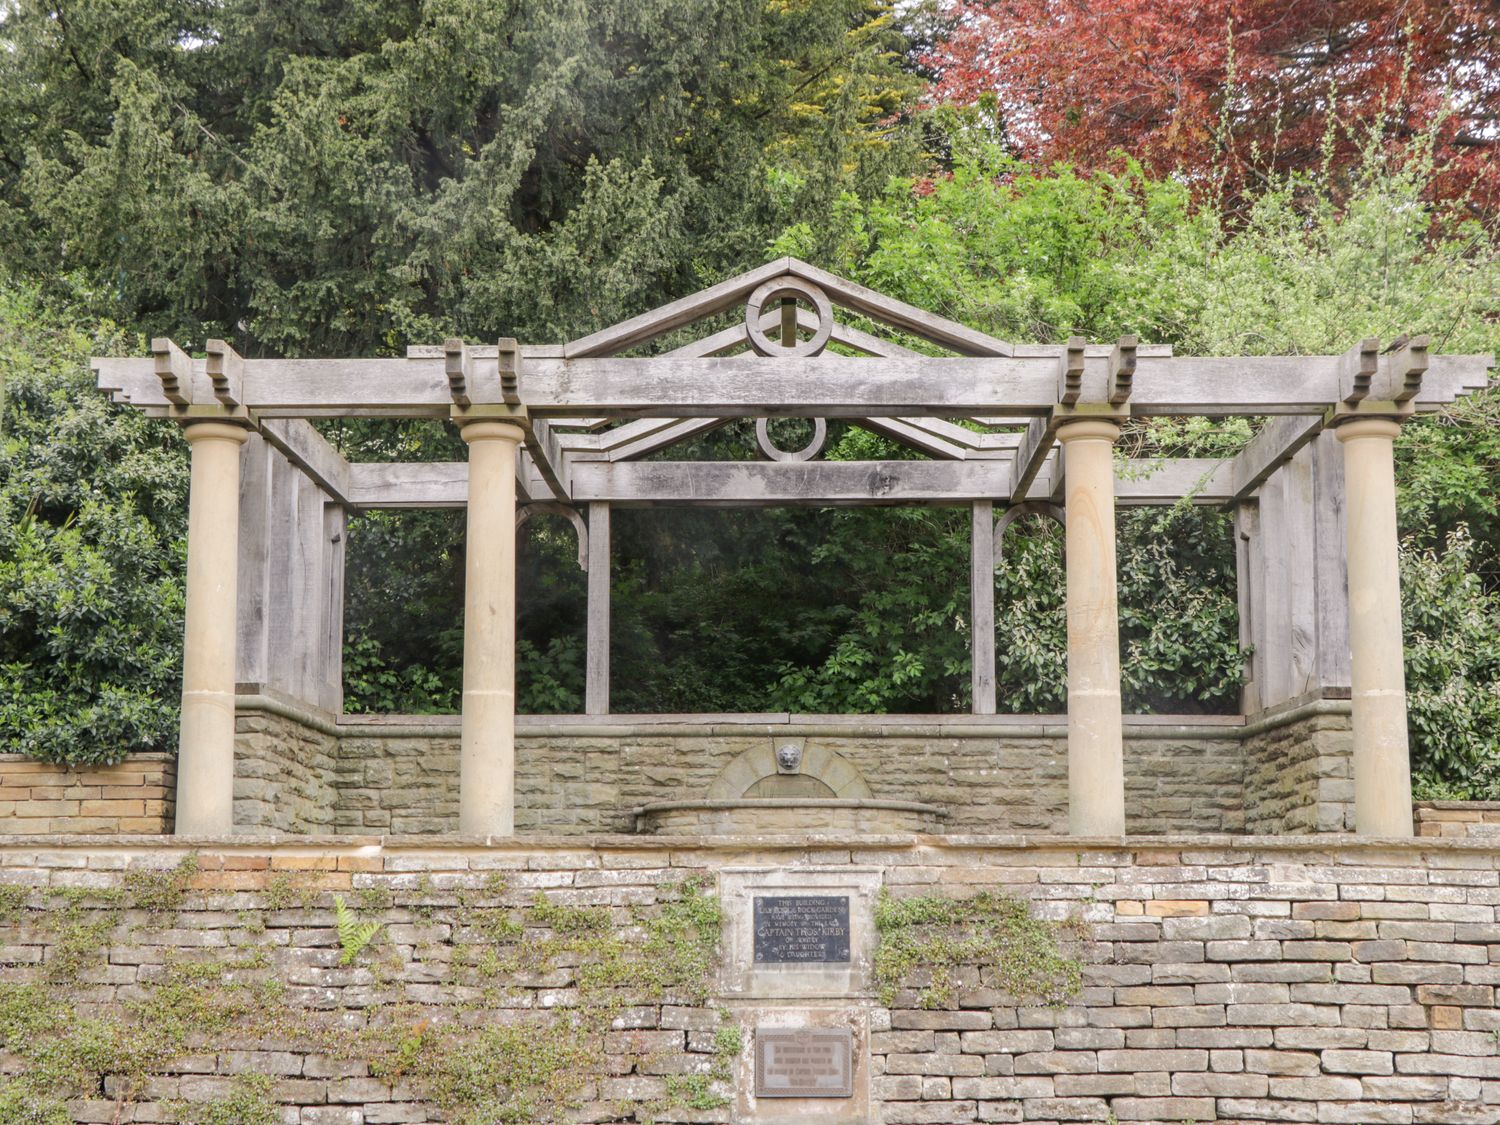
[744,278,833,358]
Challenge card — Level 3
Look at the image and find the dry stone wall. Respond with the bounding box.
[3,835,1500,1125]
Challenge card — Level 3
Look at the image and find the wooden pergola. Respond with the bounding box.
[94,259,1493,839]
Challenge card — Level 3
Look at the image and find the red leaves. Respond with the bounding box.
[925,0,1500,211]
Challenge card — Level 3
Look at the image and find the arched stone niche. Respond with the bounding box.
[706,740,874,801]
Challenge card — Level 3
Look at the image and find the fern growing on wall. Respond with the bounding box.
[333,896,382,966]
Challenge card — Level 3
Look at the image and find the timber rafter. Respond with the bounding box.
[96,258,1493,514]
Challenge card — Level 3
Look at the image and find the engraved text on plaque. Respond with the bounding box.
[754,1028,854,1098]
[753,895,851,964]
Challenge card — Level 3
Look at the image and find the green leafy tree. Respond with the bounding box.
[0,285,188,762]
[0,0,921,352]
[1404,527,1500,798]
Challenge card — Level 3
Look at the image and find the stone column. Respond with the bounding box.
[459,420,525,835]
[1335,417,1414,836]
[1057,418,1125,836]
[176,421,252,835]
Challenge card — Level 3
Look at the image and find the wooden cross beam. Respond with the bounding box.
[94,351,1491,419]
[343,456,1241,509]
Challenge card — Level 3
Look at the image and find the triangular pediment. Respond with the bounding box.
[562,257,1018,360]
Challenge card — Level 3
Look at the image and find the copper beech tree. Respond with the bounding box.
[924,0,1500,210]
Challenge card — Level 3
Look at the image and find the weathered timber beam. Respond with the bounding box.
[1227,414,1326,503]
[258,419,351,505]
[564,258,795,358]
[348,457,1237,509]
[90,351,1494,419]
[1009,417,1059,501]
[786,259,1017,357]
[569,460,1017,506]
[346,461,472,508]
[855,418,973,460]
[1119,458,1233,504]
[524,419,570,500]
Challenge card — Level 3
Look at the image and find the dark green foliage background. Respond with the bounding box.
[0,2,1497,793]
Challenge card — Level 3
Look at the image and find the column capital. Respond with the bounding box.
[1332,415,1404,443]
[459,419,526,446]
[180,419,254,445]
[1055,416,1124,445]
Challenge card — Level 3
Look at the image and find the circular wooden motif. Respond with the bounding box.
[755,417,827,462]
[745,278,833,357]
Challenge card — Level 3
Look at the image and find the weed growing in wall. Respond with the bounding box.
[873,888,1084,1009]
[0,861,732,1125]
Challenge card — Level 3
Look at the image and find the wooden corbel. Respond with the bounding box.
[1108,335,1136,404]
[151,338,193,406]
[443,338,471,407]
[1338,338,1380,404]
[498,337,521,405]
[204,339,244,407]
[1057,336,1086,405]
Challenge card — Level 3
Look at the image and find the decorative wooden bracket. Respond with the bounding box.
[994,501,1066,563]
[498,338,521,405]
[443,338,471,407]
[1108,336,1136,404]
[1384,334,1429,402]
[151,338,192,406]
[1336,334,1429,415]
[515,501,588,570]
[1057,336,1086,405]
[1338,338,1381,403]
[205,339,244,407]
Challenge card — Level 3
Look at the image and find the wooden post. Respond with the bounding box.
[1234,502,1262,715]
[459,420,525,835]
[1057,417,1125,836]
[1335,417,1414,836]
[970,500,996,715]
[320,504,347,714]
[586,501,611,715]
[176,420,252,835]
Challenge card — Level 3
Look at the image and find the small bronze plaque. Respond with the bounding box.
[754,1027,854,1098]
[753,895,851,964]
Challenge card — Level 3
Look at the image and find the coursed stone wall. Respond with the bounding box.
[330,713,1250,837]
[234,707,339,833]
[4,834,1500,1125]
[1417,803,1500,840]
[0,753,174,834]
[1242,698,1355,834]
[0,698,1351,838]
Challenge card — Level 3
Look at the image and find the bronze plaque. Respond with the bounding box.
[753,895,851,964]
[754,1027,854,1098]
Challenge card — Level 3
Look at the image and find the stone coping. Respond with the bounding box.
[0,752,174,765]
[630,797,948,816]
[338,712,1244,738]
[1419,800,1500,810]
[5,830,1500,855]
[225,686,1363,742]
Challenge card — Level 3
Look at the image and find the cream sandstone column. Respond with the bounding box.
[176,421,252,835]
[1335,417,1414,836]
[459,420,525,835]
[1057,418,1126,836]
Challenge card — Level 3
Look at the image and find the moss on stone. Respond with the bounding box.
[873,888,1084,1009]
